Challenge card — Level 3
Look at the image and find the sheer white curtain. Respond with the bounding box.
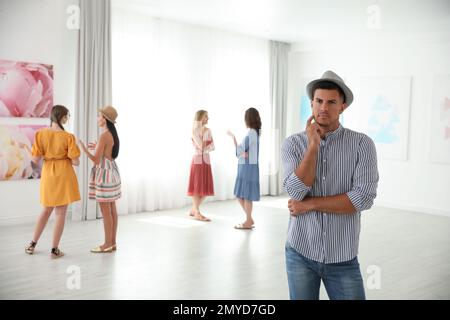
[268,40,290,196]
[111,5,272,215]
[73,0,112,221]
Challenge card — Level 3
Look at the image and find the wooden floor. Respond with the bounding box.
[0,196,449,300]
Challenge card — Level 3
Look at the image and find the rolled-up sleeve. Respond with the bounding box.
[281,137,311,201]
[346,135,379,212]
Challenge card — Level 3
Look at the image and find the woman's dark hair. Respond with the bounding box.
[50,105,69,131]
[106,119,120,159]
[311,81,346,103]
[245,107,262,136]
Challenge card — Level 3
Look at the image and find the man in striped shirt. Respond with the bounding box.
[282,70,379,300]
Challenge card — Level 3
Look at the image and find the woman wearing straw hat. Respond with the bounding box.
[79,106,121,253]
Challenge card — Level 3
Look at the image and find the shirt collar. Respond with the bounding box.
[323,124,344,141]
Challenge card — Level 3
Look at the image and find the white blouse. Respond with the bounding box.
[192,127,215,155]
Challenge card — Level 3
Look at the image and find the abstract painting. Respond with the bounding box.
[0,124,45,180]
[358,76,412,160]
[430,75,450,163]
[0,59,53,118]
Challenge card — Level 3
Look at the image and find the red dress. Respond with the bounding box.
[187,128,215,196]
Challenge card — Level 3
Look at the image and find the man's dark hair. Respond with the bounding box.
[311,81,346,103]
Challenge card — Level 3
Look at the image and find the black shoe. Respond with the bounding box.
[25,241,37,255]
[51,247,64,259]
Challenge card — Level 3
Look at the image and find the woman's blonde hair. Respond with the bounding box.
[192,110,208,133]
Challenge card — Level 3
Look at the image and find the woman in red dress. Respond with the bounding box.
[187,110,215,221]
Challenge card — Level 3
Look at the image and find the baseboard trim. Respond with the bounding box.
[0,210,73,226]
[1,198,448,226]
[374,201,450,218]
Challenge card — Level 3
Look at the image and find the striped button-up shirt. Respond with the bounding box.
[281,125,379,263]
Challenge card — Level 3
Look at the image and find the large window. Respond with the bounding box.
[112,6,271,214]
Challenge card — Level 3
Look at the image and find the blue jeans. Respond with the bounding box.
[285,243,366,300]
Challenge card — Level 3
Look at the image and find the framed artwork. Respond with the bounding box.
[429,74,450,163]
[357,76,412,160]
[0,59,53,118]
[0,59,52,181]
[0,124,45,181]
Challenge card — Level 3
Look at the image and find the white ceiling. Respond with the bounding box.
[113,0,450,43]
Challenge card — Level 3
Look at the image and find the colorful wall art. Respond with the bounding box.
[0,59,53,118]
[358,76,412,160]
[0,59,52,181]
[0,124,45,181]
[430,74,450,163]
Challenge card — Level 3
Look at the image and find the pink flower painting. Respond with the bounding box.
[0,125,45,180]
[0,59,53,118]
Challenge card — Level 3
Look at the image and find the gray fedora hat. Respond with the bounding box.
[306,70,353,107]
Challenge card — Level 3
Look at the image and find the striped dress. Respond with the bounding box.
[89,157,121,202]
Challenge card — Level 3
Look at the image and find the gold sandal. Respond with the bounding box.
[90,245,114,253]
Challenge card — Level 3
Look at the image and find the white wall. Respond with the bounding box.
[0,0,78,224]
[287,33,450,216]
[1,0,449,223]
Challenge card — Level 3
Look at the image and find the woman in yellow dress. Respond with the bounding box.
[25,105,81,259]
